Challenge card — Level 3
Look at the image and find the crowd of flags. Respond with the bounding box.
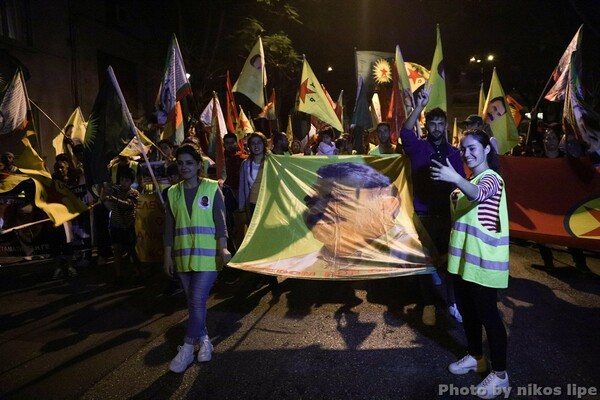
[0,24,598,228]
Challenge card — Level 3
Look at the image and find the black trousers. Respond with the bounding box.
[453,275,507,371]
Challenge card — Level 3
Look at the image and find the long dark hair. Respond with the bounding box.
[462,129,501,173]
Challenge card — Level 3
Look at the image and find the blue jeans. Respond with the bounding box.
[177,271,218,345]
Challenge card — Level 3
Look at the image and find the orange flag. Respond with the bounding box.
[225,70,238,133]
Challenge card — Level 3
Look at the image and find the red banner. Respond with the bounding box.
[501,156,600,250]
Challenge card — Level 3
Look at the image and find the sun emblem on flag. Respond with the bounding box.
[372,59,392,85]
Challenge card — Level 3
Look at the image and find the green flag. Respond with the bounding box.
[425,25,446,112]
[83,67,132,185]
[483,68,519,155]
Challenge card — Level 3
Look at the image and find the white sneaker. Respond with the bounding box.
[67,267,78,277]
[448,304,463,323]
[475,371,509,399]
[448,354,488,375]
[197,338,213,362]
[169,345,195,373]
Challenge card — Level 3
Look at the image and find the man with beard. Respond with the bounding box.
[400,85,465,326]
[271,132,290,156]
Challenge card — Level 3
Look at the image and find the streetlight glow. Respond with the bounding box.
[487,55,494,61]
[327,66,333,72]
[470,56,476,62]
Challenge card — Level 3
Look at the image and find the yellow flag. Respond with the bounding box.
[452,117,459,147]
[425,25,447,112]
[16,133,46,171]
[18,136,88,226]
[285,114,294,142]
[298,57,343,132]
[234,107,254,141]
[52,107,87,156]
[232,37,266,108]
[120,128,153,157]
[483,68,519,155]
[478,81,486,117]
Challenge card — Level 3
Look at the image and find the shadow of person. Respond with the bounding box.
[334,307,376,350]
[284,279,362,320]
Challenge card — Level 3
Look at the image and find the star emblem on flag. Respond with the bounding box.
[581,206,600,237]
[373,59,392,85]
[407,67,424,85]
[300,79,316,103]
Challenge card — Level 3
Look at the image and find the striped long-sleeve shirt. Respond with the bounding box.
[473,173,502,232]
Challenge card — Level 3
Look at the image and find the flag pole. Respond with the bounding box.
[525,74,555,145]
[107,67,165,207]
[29,100,69,138]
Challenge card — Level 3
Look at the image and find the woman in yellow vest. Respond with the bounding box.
[163,143,231,374]
[430,129,510,399]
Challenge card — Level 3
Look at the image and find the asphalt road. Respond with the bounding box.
[0,241,599,400]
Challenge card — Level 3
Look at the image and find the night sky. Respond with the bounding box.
[175,0,600,117]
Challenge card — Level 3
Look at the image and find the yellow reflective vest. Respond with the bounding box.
[167,179,220,272]
[448,170,509,288]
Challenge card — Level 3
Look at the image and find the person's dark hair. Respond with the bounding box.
[462,129,501,173]
[247,132,268,156]
[175,142,203,163]
[119,168,135,182]
[223,132,237,142]
[316,162,391,189]
[72,144,84,155]
[272,132,287,146]
[424,107,447,124]
[56,153,69,163]
[318,127,335,141]
[376,122,391,131]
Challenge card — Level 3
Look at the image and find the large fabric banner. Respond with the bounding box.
[229,155,435,280]
[501,156,600,250]
[135,193,165,262]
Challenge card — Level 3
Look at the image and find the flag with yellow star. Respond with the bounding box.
[355,50,394,95]
[298,57,342,132]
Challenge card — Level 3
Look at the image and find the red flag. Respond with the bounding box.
[225,70,238,133]
[386,62,406,144]
[258,88,277,120]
